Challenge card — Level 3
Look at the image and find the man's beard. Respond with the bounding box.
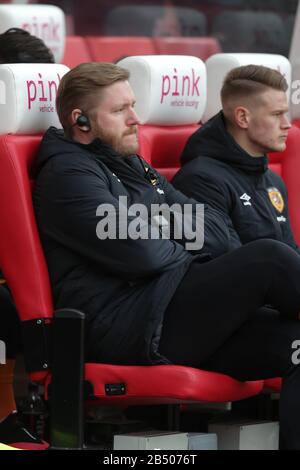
[97,125,139,156]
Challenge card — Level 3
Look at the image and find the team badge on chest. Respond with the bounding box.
[267,187,284,213]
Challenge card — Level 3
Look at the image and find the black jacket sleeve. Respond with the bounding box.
[156,172,231,257]
[37,157,192,281]
[172,170,242,252]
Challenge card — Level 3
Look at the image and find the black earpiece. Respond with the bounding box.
[76,114,91,130]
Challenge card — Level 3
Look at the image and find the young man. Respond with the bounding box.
[0,27,53,450]
[172,65,299,253]
[34,62,300,449]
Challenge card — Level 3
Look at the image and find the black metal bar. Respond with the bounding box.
[21,317,52,372]
[50,308,85,449]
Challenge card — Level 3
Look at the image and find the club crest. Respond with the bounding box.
[267,187,284,213]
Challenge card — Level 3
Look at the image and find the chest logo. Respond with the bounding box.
[267,187,284,213]
[156,188,165,195]
[112,172,121,183]
[240,193,252,206]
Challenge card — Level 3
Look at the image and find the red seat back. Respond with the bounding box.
[0,135,53,322]
[154,37,221,61]
[292,119,300,129]
[138,125,199,181]
[268,125,300,245]
[61,36,92,68]
[85,36,156,63]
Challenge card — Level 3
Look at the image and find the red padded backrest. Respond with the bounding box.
[154,36,221,61]
[138,124,199,181]
[268,125,300,245]
[85,36,156,63]
[268,163,282,176]
[0,135,53,322]
[61,36,92,68]
[292,119,300,129]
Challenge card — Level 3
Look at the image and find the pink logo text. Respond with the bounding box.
[22,17,61,42]
[161,68,200,104]
[27,73,61,110]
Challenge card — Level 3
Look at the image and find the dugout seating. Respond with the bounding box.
[0,62,264,448]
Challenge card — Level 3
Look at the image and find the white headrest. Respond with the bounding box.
[0,63,69,134]
[0,4,65,63]
[203,53,292,123]
[291,60,300,121]
[117,55,206,125]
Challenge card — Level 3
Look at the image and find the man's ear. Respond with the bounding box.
[234,106,250,129]
[71,109,83,126]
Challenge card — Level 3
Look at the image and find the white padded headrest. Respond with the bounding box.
[0,63,69,134]
[0,4,65,63]
[203,53,292,123]
[117,55,207,125]
[291,60,300,121]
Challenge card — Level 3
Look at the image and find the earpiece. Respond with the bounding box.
[76,114,91,131]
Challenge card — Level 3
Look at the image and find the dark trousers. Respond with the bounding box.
[159,239,300,449]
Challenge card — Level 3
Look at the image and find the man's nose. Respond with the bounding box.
[282,114,292,129]
[128,108,140,125]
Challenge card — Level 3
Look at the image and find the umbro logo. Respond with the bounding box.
[112,172,121,183]
[240,193,252,206]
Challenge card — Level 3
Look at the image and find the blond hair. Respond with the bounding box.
[221,64,288,108]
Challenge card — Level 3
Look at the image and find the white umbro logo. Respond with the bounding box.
[240,193,252,206]
[112,172,121,183]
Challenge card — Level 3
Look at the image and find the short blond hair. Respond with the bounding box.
[56,62,130,134]
[221,64,288,107]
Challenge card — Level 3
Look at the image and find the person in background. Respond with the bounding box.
[34,61,300,449]
[0,27,53,450]
[173,65,299,254]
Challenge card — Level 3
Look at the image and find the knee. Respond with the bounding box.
[248,239,295,261]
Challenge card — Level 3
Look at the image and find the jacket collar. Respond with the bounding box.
[181,111,268,175]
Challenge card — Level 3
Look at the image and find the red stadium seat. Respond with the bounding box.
[85,36,156,63]
[0,60,265,449]
[0,132,264,448]
[61,36,92,68]
[154,37,221,61]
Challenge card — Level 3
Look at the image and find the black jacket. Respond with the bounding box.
[33,127,230,365]
[173,112,300,254]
